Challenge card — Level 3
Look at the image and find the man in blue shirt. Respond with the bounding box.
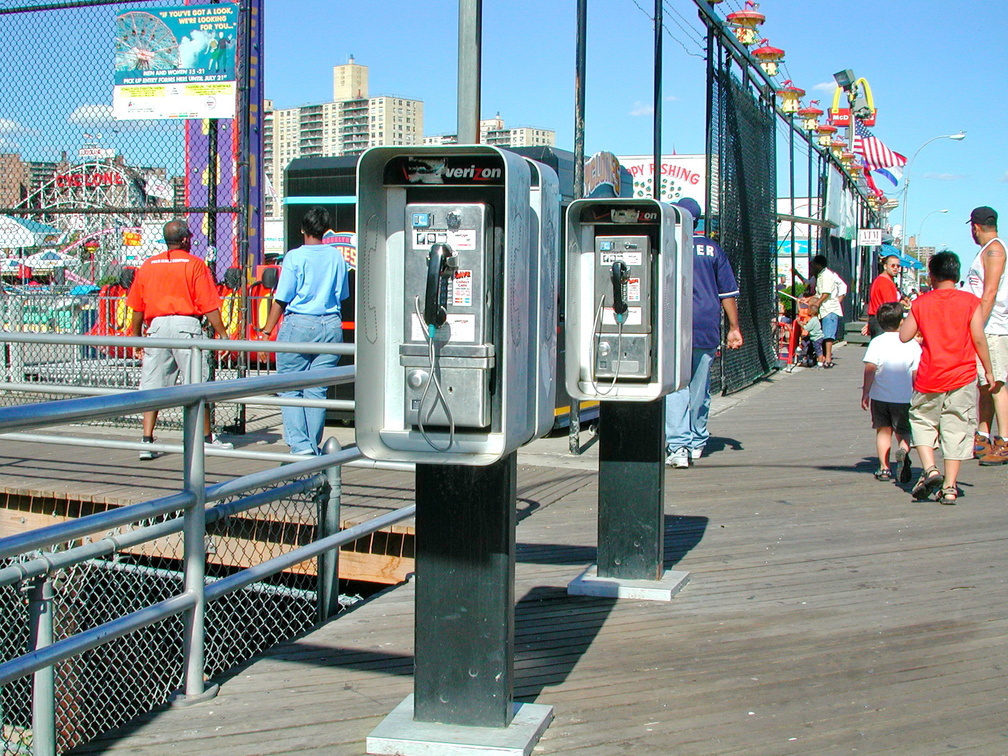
[260,206,351,455]
[665,197,744,468]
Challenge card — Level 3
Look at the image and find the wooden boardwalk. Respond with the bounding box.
[59,345,1008,754]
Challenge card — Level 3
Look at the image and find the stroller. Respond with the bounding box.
[785,320,819,372]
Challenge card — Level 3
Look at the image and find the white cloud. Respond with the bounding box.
[179,29,214,69]
[921,172,966,181]
[630,101,654,117]
[812,81,836,92]
[68,104,114,126]
[1001,171,1008,183]
[0,118,25,133]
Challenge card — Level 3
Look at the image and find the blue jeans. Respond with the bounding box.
[665,348,716,454]
[276,313,343,455]
[821,312,840,341]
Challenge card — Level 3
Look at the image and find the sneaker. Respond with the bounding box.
[665,447,690,468]
[895,447,912,484]
[139,438,160,461]
[689,447,704,461]
[978,436,1008,466]
[974,432,992,459]
[204,434,234,450]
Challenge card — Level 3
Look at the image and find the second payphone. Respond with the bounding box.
[564,198,693,401]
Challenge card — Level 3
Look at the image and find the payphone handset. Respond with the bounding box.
[564,198,691,402]
[590,235,653,392]
[401,203,496,450]
[422,242,456,332]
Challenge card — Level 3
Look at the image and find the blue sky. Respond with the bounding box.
[264,0,1006,260]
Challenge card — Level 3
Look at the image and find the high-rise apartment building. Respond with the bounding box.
[0,154,29,208]
[264,57,423,219]
[423,114,556,148]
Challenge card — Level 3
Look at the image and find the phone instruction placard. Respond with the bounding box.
[599,251,642,267]
[452,269,473,306]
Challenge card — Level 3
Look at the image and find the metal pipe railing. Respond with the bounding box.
[0,382,357,411]
[0,331,354,356]
[0,365,354,432]
[0,474,326,588]
[0,331,420,745]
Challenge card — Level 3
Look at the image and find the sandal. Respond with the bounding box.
[874,468,892,481]
[912,466,942,500]
[939,486,958,505]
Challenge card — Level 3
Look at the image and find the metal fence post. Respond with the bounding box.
[27,577,56,756]
[172,400,218,705]
[8,297,24,382]
[317,437,342,623]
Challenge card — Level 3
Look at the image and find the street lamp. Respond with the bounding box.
[911,209,948,288]
[917,208,949,244]
[899,132,966,252]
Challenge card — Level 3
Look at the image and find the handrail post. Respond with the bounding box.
[172,399,218,705]
[192,345,212,434]
[27,576,56,756]
[317,437,342,623]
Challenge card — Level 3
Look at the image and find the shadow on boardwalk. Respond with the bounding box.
[70,346,1008,755]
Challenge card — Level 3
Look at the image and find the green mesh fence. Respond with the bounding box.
[705,45,778,395]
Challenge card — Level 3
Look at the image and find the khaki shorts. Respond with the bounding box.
[978,333,1008,386]
[909,383,977,460]
[139,315,209,390]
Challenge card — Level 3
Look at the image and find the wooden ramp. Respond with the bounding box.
[60,345,1008,753]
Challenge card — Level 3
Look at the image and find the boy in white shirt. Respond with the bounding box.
[861,302,922,483]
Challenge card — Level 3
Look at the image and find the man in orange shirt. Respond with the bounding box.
[864,254,906,338]
[127,219,231,459]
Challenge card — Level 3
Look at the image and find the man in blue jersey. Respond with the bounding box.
[665,197,744,468]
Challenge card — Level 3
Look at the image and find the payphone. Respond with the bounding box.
[564,198,693,401]
[355,145,558,465]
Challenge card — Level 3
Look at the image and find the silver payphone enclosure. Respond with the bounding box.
[356,145,556,465]
[563,198,693,402]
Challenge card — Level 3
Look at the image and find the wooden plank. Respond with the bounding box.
[55,347,1008,754]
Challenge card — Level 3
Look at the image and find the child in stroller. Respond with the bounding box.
[787,298,825,370]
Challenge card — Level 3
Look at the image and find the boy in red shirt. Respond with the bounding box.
[899,251,995,504]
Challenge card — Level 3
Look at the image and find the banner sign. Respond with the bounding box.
[113,4,238,120]
[618,154,706,205]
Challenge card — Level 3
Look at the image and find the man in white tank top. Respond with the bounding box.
[964,206,1008,464]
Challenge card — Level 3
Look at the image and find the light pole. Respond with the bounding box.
[916,208,949,244]
[899,132,966,252]
[912,209,948,289]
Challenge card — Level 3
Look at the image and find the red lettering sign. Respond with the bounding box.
[55,171,125,188]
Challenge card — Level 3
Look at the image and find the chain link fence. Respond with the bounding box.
[0,476,358,755]
[0,0,260,432]
[0,286,282,432]
[705,43,778,395]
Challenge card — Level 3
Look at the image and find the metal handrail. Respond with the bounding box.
[0,331,354,355]
[0,363,418,742]
[0,446,357,561]
[0,365,353,431]
[0,474,327,588]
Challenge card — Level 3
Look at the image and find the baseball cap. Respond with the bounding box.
[967,206,997,225]
[674,197,702,221]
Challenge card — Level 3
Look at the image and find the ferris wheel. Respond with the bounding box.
[115,11,180,73]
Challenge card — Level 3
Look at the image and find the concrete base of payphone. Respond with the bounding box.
[567,564,690,602]
[367,695,554,756]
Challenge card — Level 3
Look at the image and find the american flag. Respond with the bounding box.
[853,120,906,171]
